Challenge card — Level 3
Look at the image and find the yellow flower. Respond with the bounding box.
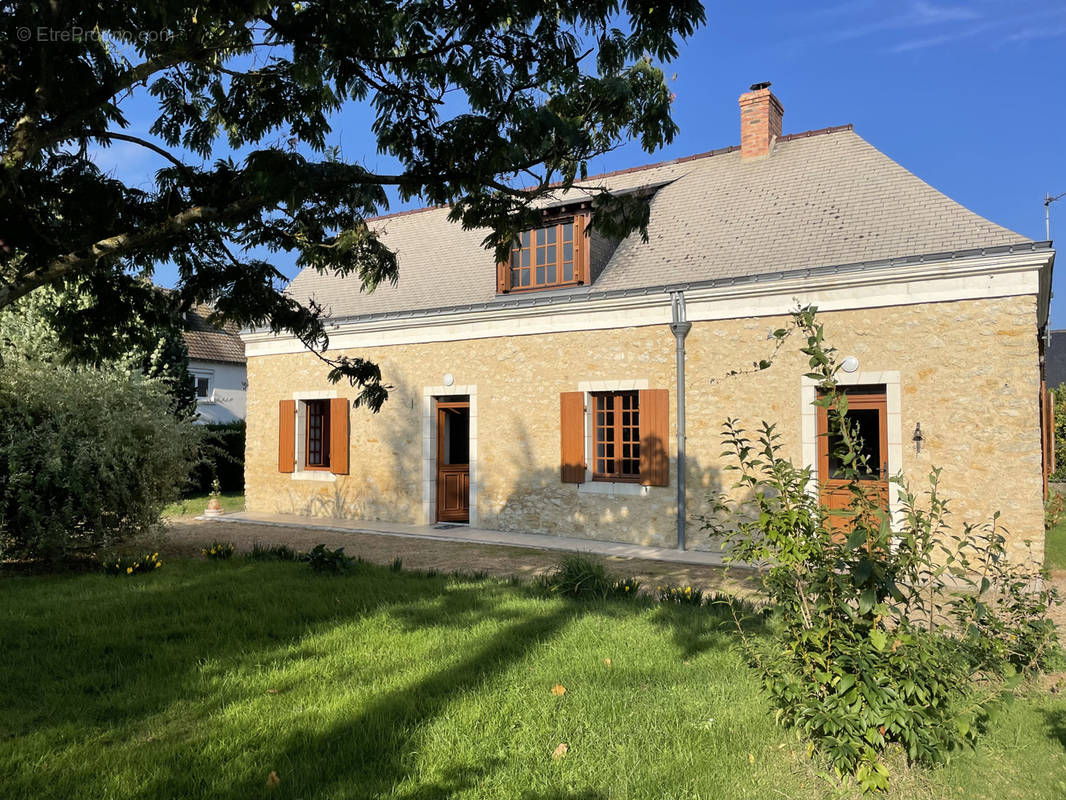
[155,562,162,568]
[126,567,133,574]
[624,586,630,592]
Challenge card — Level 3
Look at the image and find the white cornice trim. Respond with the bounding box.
[243,250,1052,356]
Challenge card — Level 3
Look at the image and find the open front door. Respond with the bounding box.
[436,399,470,523]
[817,386,889,534]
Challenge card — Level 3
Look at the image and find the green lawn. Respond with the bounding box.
[1047,514,1066,571]
[162,491,245,518]
[0,559,1063,800]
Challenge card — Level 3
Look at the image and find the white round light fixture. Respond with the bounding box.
[443,373,454,387]
[840,356,859,373]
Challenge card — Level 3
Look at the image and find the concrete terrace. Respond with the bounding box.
[199,511,730,568]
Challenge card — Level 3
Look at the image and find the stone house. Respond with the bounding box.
[241,85,1055,560]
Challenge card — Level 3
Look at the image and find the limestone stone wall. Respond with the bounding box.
[245,295,1044,560]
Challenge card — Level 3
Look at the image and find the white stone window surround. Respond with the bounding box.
[422,385,478,526]
[800,371,902,527]
[576,379,652,497]
[291,389,338,483]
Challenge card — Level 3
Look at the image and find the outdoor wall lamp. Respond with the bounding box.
[912,423,925,454]
[840,355,859,373]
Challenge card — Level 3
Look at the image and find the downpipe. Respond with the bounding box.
[669,291,692,551]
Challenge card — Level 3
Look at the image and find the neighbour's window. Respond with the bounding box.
[190,372,212,399]
[592,391,640,481]
[305,399,331,469]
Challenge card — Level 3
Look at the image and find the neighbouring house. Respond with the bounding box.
[184,304,247,424]
[241,84,1055,562]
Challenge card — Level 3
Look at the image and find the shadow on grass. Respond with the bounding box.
[1042,707,1066,749]
[0,560,594,799]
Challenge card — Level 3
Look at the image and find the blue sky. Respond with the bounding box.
[90,0,1066,325]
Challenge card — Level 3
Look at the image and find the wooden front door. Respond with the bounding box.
[436,400,470,523]
[817,386,889,533]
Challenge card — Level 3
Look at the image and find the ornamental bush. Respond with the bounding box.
[706,306,1059,793]
[0,359,197,561]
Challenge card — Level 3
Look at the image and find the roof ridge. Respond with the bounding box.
[364,124,855,224]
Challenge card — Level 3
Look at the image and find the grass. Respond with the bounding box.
[1047,513,1066,571]
[162,491,245,518]
[0,559,1063,799]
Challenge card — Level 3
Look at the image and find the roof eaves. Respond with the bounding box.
[318,240,1053,327]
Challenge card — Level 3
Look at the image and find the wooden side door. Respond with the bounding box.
[817,387,889,534]
[436,400,470,523]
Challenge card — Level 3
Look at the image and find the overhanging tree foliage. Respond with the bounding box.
[1,0,704,408]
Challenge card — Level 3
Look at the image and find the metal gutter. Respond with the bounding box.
[669,292,692,551]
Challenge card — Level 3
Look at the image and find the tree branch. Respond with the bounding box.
[100,132,194,173]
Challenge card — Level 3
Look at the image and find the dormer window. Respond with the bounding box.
[497,212,589,294]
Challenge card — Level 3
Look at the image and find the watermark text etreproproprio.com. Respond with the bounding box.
[17,27,174,44]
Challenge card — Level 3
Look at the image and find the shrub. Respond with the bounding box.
[705,306,1059,793]
[188,421,246,494]
[304,544,353,573]
[202,541,235,560]
[101,552,163,575]
[538,555,614,599]
[247,542,300,562]
[0,360,197,561]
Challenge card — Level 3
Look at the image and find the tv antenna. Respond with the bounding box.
[1046,191,1066,240]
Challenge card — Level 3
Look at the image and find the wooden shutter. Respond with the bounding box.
[496,259,509,294]
[329,397,350,475]
[638,389,669,487]
[560,391,586,483]
[574,213,588,285]
[278,400,296,473]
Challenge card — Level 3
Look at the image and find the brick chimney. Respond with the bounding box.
[739,82,783,160]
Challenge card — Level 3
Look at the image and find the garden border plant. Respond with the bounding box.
[705,305,1060,793]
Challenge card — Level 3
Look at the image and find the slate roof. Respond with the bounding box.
[184,304,246,363]
[285,126,1029,321]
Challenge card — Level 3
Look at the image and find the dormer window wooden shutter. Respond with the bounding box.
[496,259,509,294]
[329,397,350,475]
[560,391,586,483]
[278,400,296,473]
[638,389,669,487]
[573,212,588,286]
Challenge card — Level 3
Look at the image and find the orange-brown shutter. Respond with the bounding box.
[639,389,669,487]
[574,213,588,285]
[497,259,509,294]
[278,400,296,473]
[560,391,586,483]
[330,397,350,475]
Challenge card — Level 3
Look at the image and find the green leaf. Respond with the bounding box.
[858,588,877,616]
[869,628,887,652]
[846,527,868,551]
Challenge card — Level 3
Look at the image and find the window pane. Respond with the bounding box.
[536,248,545,266]
[520,269,530,286]
[536,266,545,284]
[536,228,545,245]
[547,265,556,283]
[546,226,556,244]
[522,249,530,268]
[511,267,520,285]
[545,245,555,264]
[563,263,573,282]
[563,242,572,263]
[521,231,531,247]
[563,222,573,241]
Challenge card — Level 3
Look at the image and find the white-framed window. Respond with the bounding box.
[190,370,214,401]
